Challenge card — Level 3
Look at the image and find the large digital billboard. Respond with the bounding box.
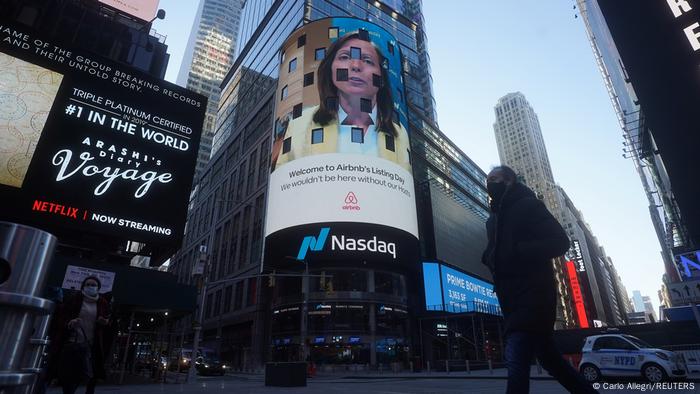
[565,260,589,329]
[422,262,501,315]
[0,20,206,245]
[263,18,418,267]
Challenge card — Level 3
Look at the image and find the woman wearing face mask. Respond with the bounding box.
[49,276,111,394]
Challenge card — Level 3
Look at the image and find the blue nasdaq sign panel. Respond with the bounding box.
[422,262,501,315]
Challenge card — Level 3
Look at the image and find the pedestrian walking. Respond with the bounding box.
[48,276,111,394]
[481,165,597,394]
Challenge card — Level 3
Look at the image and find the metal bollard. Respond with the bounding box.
[446,359,449,374]
[409,361,413,373]
[0,222,57,393]
[488,359,493,374]
[427,361,431,374]
[536,359,543,375]
[465,360,470,374]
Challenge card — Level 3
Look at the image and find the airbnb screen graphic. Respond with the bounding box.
[0,20,206,245]
[263,19,419,268]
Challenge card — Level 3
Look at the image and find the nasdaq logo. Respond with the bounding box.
[297,227,330,260]
[677,250,700,278]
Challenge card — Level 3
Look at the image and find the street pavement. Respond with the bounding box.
[44,372,699,394]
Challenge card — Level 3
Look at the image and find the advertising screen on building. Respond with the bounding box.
[565,260,589,328]
[675,250,700,280]
[99,0,160,21]
[0,20,206,245]
[422,262,501,315]
[264,18,418,267]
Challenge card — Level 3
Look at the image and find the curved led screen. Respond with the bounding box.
[264,18,418,267]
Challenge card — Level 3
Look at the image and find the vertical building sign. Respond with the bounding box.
[264,18,418,267]
[565,260,589,328]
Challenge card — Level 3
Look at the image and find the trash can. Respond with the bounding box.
[265,362,307,387]
[0,222,57,393]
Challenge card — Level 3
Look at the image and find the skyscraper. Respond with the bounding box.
[178,0,243,180]
[169,0,495,369]
[493,92,557,209]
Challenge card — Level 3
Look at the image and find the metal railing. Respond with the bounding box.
[426,302,502,316]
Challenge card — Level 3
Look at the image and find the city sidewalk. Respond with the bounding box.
[42,368,700,393]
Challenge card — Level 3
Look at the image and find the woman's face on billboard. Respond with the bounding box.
[331,38,381,100]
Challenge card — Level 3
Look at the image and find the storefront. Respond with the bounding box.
[269,267,410,366]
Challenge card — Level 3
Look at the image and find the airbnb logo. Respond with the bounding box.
[345,192,358,204]
[342,192,360,211]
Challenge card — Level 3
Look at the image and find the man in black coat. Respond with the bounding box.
[482,166,597,394]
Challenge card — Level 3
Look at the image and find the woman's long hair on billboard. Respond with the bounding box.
[313,32,398,136]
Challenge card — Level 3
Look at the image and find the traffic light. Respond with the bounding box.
[268,270,276,287]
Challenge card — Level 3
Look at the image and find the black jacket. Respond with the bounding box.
[482,183,569,334]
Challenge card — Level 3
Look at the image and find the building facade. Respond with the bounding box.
[178,0,243,180]
[169,0,497,370]
[558,187,628,326]
[577,0,698,292]
[1,0,169,78]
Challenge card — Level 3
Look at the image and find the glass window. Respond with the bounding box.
[351,127,364,143]
[376,306,408,335]
[336,68,348,81]
[280,85,288,101]
[288,58,297,73]
[593,337,636,351]
[385,134,395,152]
[375,272,405,296]
[333,304,369,331]
[311,128,324,144]
[328,27,338,39]
[213,289,222,316]
[336,270,367,292]
[297,34,306,48]
[247,278,257,307]
[272,307,300,333]
[350,46,361,59]
[373,74,382,88]
[234,281,244,310]
[315,47,325,61]
[293,103,302,118]
[223,285,232,313]
[360,98,372,113]
[303,72,314,87]
[282,137,291,154]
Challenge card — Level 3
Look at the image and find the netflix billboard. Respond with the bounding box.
[0,20,206,245]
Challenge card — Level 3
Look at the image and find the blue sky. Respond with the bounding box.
[153,0,664,313]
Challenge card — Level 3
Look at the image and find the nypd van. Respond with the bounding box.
[579,334,687,383]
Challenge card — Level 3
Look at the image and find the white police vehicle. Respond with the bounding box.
[579,333,687,383]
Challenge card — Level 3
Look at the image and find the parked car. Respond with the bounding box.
[195,356,227,376]
[579,333,687,383]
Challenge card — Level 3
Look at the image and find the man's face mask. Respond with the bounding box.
[487,181,508,209]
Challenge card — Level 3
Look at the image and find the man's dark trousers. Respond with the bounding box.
[505,331,598,394]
